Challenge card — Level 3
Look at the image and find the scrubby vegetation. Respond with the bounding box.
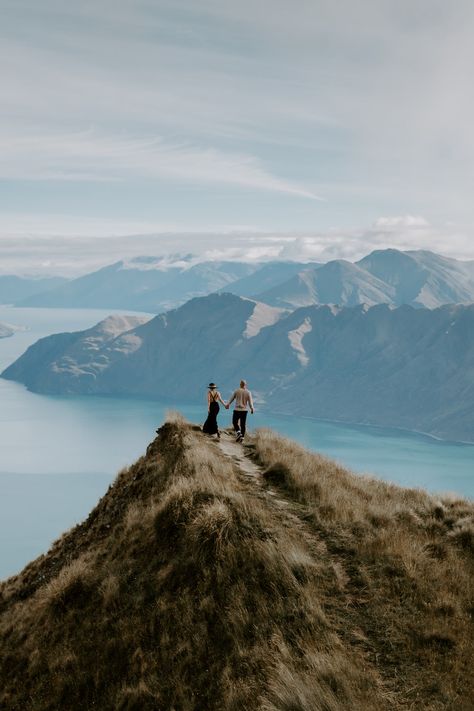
[0,417,472,710]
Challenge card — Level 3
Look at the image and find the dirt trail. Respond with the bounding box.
[218,431,290,508]
[216,429,388,698]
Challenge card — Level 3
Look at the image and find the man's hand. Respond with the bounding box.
[250,408,254,415]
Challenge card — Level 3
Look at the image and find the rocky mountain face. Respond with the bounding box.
[3,293,473,441]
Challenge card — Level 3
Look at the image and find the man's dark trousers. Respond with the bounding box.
[232,410,248,437]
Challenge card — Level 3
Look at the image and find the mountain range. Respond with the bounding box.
[11,249,474,312]
[255,249,474,309]
[4,292,473,441]
[17,258,259,313]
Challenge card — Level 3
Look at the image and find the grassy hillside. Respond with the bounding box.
[0,418,472,710]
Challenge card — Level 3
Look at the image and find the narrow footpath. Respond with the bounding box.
[215,429,395,706]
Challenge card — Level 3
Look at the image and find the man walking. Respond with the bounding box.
[226,379,254,443]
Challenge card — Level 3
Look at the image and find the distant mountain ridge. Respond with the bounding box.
[4,292,474,441]
[13,248,474,312]
[255,249,474,309]
[0,275,67,304]
[18,259,258,313]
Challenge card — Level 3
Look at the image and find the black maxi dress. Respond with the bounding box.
[203,393,220,435]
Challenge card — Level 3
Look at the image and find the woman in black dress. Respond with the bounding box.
[202,383,225,439]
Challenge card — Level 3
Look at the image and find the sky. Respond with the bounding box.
[1,0,474,274]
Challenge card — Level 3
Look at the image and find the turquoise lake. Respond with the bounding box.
[0,305,473,579]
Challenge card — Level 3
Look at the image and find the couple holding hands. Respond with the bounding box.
[203,380,254,443]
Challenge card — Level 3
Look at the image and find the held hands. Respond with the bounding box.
[225,403,230,409]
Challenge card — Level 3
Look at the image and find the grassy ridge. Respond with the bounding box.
[253,429,474,709]
[0,417,472,710]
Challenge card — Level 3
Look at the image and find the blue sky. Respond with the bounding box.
[1,1,474,272]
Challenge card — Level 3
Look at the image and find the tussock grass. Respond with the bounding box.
[0,419,471,710]
[0,420,381,710]
[253,428,474,709]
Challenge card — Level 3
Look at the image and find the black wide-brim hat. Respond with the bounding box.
[208,382,217,389]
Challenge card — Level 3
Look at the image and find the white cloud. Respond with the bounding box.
[1,1,474,231]
[1,216,473,277]
[373,216,430,229]
[278,217,474,263]
[0,129,321,200]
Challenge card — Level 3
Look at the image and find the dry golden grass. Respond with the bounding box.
[0,419,472,710]
[253,428,474,710]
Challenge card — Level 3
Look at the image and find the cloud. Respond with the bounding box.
[373,216,430,229]
[0,129,322,200]
[1,216,473,277]
[278,217,474,263]
[1,1,474,231]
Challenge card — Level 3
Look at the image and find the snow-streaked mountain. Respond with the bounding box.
[19,258,258,312]
[255,250,474,309]
[3,293,474,441]
[0,275,67,304]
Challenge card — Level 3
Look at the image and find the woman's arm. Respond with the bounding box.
[217,392,226,406]
[207,391,211,411]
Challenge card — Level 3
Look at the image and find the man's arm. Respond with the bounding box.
[248,390,254,414]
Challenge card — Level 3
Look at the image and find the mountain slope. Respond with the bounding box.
[2,294,285,401]
[222,261,314,297]
[358,249,474,307]
[255,250,474,310]
[256,259,394,309]
[0,275,67,304]
[19,258,258,312]
[4,294,473,441]
[0,418,472,710]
